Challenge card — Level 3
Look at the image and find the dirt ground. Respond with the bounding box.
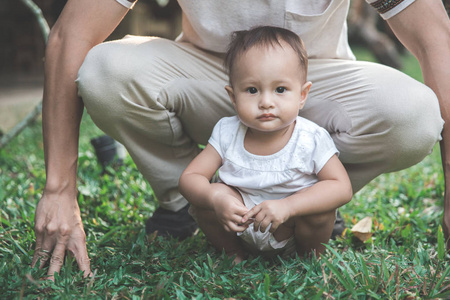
[0,72,43,134]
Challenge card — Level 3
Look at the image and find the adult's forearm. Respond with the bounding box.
[420,42,450,240]
[386,0,450,242]
[41,0,129,193]
[411,23,450,245]
[33,0,131,278]
[42,35,90,193]
[419,48,450,151]
[417,36,450,195]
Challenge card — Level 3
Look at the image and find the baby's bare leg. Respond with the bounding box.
[292,210,336,258]
[272,222,295,242]
[193,183,246,263]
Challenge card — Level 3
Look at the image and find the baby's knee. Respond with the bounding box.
[295,211,336,230]
[189,205,210,222]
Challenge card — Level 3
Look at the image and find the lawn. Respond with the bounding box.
[1,47,449,299]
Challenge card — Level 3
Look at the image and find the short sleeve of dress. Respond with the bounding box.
[311,127,339,174]
[208,118,225,158]
[208,116,240,159]
[115,0,137,9]
[365,0,415,20]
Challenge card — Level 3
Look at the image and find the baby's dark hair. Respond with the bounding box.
[224,26,308,84]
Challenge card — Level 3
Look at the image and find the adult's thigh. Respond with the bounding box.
[77,36,234,147]
[302,59,443,192]
[77,36,235,209]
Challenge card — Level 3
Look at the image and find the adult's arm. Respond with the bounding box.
[32,0,129,279]
[386,0,450,246]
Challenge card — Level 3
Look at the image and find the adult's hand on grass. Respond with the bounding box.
[32,192,91,280]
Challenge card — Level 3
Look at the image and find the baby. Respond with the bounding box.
[179,26,353,263]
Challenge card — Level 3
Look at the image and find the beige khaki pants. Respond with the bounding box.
[77,36,443,211]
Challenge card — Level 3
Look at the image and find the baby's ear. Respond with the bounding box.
[299,81,312,109]
[225,85,236,106]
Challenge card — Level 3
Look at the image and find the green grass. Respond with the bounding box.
[1,47,449,299]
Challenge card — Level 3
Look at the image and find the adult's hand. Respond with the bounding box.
[32,191,90,280]
[31,0,129,278]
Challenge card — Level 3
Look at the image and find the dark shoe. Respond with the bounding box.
[145,204,198,240]
[331,210,346,239]
[90,135,125,169]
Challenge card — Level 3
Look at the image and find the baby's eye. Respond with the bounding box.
[276,87,287,93]
[247,87,258,94]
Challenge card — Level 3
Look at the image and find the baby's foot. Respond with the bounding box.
[227,249,247,265]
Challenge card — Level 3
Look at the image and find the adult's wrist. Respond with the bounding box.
[44,176,77,196]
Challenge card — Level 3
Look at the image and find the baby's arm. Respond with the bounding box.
[179,144,249,232]
[242,154,353,233]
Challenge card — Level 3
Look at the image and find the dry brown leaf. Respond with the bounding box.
[351,216,373,242]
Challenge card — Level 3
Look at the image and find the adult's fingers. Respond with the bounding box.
[32,231,56,269]
[47,241,67,279]
[31,244,43,268]
[32,224,47,268]
[70,240,92,277]
[32,248,52,269]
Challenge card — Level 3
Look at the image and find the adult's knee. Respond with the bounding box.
[76,39,173,142]
[383,84,443,172]
[77,42,135,120]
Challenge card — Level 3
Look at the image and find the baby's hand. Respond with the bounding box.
[212,192,250,233]
[241,199,291,233]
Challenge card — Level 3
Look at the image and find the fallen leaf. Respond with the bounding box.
[351,216,373,242]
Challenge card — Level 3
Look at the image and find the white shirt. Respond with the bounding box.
[116,0,415,58]
[209,116,339,204]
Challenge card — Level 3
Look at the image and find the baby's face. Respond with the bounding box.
[227,42,309,134]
